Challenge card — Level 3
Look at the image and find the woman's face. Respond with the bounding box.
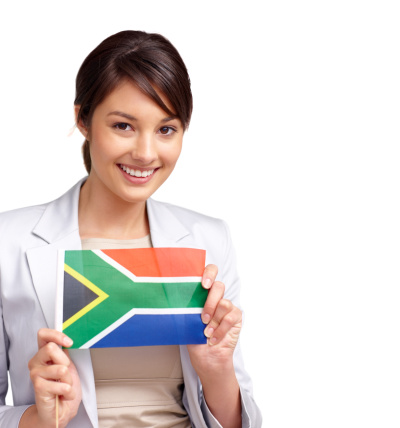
[78,80,183,205]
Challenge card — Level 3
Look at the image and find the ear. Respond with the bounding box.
[74,105,89,138]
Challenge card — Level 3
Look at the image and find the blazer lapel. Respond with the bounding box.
[146,198,190,247]
[26,179,83,328]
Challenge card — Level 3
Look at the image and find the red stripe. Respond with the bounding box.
[101,248,205,277]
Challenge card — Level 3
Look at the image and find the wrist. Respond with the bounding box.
[19,404,66,428]
[19,405,41,428]
[192,352,235,380]
[196,360,236,386]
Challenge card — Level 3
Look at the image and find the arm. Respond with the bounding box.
[188,221,262,428]
[189,268,242,428]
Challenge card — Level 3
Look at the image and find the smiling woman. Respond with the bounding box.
[0,30,262,428]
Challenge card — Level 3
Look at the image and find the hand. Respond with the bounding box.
[24,329,82,428]
[188,264,242,375]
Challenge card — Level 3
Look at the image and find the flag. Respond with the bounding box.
[55,248,207,348]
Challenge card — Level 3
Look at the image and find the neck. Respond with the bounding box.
[78,176,149,240]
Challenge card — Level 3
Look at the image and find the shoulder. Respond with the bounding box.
[0,204,49,258]
[0,178,84,246]
[0,204,47,236]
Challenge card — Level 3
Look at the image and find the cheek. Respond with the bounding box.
[161,142,183,166]
[90,131,120,163]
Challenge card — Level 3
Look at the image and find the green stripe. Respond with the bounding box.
[64,250,207,348]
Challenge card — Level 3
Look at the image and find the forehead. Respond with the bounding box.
[97,79,176,117]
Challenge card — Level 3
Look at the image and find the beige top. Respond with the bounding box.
[82,237,191,428]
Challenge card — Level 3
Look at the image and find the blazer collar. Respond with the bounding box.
[31,177,191,246]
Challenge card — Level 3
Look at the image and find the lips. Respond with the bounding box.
[118,164,155,178]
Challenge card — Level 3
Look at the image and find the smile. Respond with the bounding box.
[119,164,155,178]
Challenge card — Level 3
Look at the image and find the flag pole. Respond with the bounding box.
[56,395,59,428]
[55,250,64,428]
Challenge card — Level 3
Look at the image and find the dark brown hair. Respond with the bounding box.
[74,30,193,173]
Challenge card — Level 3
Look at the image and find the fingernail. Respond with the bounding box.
[63,337,73,347]
[208,337,218,346]
[204,327,214,338]
[202,313,210,324]
[203,279,211,289]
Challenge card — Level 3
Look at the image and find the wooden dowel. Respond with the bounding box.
[56,395,59,428]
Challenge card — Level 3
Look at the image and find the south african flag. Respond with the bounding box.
[55,248,207,348]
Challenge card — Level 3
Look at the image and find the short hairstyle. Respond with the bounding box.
[74,30,193,173]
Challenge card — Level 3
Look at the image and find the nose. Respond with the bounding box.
[130,132,157,165]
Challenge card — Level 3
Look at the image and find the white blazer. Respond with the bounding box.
[0,179,262,427]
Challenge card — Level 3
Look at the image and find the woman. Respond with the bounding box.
[0,31,261,427]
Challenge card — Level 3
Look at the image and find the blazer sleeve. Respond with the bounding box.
[0,212,38,427]
[200,220,262,428]
[0,292,32,427]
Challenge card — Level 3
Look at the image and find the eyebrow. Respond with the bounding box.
[107,111,179,123]
[161,115,180,123]
[107,111,137,120]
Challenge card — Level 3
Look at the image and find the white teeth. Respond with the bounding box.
[120,165,155,178]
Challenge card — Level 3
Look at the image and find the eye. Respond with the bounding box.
[159,126,176,136]
[114,122,132,131]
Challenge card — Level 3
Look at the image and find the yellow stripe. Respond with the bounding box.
[62,263,109,330]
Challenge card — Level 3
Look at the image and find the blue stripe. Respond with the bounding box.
[91,314,207,347]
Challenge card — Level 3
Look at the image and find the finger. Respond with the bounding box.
[30,362,77,402]
[201,264,218,289]
[31,375,73,399]
[31,363,72,386]
[29,342,71,369]
[37,328,73,349]
[201,281,225,324]
[204,298,232,338]
[30,364,74,396]
[207,305,242,345]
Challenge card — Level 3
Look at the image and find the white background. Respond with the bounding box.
[1,1,400,426]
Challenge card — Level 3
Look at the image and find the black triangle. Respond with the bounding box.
[63,271,99,323]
